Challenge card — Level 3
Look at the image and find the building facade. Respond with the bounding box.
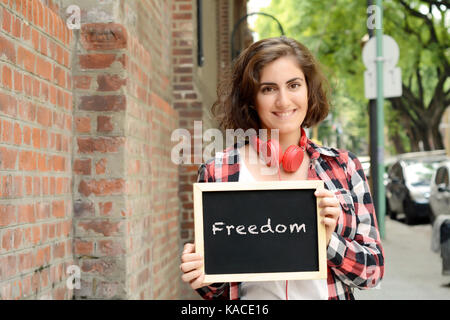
[0,0,250,299]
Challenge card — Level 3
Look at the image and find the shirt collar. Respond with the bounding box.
[239,137,339,160]
[306,138,340,160]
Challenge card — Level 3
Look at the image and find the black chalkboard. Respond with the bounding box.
[193,181,327,283]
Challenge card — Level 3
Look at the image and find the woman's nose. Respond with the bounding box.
[275,89,290,108]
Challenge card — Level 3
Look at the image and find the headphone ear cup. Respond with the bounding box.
[282,145,304,172]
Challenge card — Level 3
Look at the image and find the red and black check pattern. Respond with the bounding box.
[195,138,384,300]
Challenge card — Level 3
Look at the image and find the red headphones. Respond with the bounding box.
[250,128,308,173]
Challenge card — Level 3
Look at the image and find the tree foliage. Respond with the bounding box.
[253,0,449,154]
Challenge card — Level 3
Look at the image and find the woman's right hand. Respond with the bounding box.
[180,243,212,289]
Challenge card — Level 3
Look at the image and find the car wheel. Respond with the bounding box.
[386,198,396,220]
[404,200,416,225]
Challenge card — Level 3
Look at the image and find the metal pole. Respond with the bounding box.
[367,0,378,227]
[375,0,385,239]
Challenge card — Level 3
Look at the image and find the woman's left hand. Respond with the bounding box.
[315,188,341,246]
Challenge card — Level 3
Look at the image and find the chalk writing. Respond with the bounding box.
[212,218,306,236]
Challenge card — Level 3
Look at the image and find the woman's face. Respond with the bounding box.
[255,55,308,136]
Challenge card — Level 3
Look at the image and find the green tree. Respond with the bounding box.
[254,0,449,153]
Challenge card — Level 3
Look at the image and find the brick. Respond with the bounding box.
[18,204,35,224]
[81,23,127,50]
[99,202,112,216]
[52,242,65,259]
[74,239,94,255]
[13,70,22,91]
[77,219,123,237]
[98,239,124,256]
[97,74,126,92]
[95,158,107,175]
[2,64,13,89]
[79,95,126,112]
[77,137,125,154]
[73,200,95,218]
[31,127,40,148]
[13,122,21,145]
[12,15,21,37]
[0,146,18,169]
[74,158,91,175]
[18,150,36,171]
[53,65,65,87]
[36,56,52,81]
[17,46,35,73]
[97,116,113,132]
[36,105,52,127]
[52,200,65,218]
[0,34,16,63]
[73,75,92,89]
[0,91,17,117]
[2,7,12,33]
[75,116,91,133]
[78,179,125,197]
[2,119,13,143]
[2,229,13,251]
[36,202,50,220]
[79,54,117,69]
[52,155,65,171]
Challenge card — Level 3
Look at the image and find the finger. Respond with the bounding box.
[180,260,203,273]
[318,197,339,208]
[182,268,203,283]
[320,207,341,218]
[315,189,334,198]
[183,243,195,254]
[181,252,203,263]
[190,273,206,290]
[321,217,338,227]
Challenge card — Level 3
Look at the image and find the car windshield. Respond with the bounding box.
[404,162,440,186]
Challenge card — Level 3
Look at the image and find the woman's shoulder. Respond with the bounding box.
[313,143,363,170]
[197,144,242,182]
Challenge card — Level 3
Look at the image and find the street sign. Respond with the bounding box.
[363,35,402,99]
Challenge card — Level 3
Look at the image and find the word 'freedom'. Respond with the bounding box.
[212,218,306,236]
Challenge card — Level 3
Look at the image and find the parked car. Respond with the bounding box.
[386,156,446,225]
[429,160,450,224]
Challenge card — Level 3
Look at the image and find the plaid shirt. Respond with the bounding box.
[195,138,384,300]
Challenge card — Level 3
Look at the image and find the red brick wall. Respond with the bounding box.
[0,0,74,299]
[72,20,128,299]
[1,0,247,300]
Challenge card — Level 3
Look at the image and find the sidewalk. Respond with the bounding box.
[354,218,450,300]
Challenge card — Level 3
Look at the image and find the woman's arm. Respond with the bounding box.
[327,152,385,289]
[183,163,231,300]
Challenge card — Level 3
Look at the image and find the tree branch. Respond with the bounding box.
[420,0,449,10]
[398,0,439,45]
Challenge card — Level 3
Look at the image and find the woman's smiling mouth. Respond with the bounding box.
[272,109,297,118]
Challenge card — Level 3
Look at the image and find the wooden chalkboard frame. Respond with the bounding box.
[193,180,327,283]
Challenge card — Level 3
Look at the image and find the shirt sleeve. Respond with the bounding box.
[194,163,231,300]
[326,152,385,289]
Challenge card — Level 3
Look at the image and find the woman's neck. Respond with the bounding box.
[267,129,302,153]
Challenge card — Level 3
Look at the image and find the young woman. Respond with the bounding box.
[180,37,384,300]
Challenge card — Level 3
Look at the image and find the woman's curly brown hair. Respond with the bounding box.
[211,37,330,131]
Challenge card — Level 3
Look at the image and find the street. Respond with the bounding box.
[354,217,450,300]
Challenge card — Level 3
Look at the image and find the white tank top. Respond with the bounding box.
[238,151,328,300]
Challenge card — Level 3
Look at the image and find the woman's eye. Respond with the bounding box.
[261,86,275,93]
[289,83,301,90]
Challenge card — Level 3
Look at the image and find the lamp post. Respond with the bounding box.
[231,12,285,61]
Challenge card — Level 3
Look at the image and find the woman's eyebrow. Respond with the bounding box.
[260,77,305,86]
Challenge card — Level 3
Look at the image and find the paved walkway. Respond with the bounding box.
[354,218,450,300]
